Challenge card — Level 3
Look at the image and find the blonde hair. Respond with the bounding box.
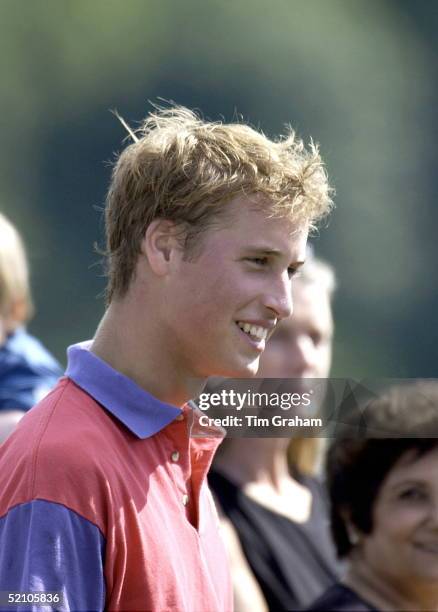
[0,213,33,326]
[105,104,334,302]
[288,438,324,477]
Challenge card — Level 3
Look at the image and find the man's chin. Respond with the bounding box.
[212,358,260,379]
[232,358,260,378]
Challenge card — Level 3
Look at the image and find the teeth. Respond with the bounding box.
[237,322,268,340]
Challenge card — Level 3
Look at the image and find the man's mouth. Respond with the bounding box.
[236,321,269,341]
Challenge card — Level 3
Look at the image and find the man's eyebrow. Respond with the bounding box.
[245,246,281,255]
[245,246,306,265]
[290,260,306,268]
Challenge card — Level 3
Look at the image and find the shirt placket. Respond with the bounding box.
[162,409,199,528]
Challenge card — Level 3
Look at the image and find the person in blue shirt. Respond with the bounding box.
[0,212,62,442]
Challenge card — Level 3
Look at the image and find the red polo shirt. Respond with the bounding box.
[0,341,232,611]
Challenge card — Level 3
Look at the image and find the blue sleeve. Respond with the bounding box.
[0,500,106,612]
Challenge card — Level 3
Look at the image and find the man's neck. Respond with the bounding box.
[91,301,205,407]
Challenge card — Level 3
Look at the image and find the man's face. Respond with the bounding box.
[163,196,308,379]
[256,282,333,379]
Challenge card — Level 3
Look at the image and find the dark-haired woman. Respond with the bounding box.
[307,381,438,612]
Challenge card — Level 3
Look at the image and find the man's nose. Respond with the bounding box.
[264,276,293,320]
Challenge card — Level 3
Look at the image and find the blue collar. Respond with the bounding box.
[65,341,182,438]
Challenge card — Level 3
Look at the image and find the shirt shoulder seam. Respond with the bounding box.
[0,497,106,541]
[29,379,72,498]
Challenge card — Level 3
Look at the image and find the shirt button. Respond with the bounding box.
[182,494,189,506]
[171,451,180,462]
[175,414,184,421]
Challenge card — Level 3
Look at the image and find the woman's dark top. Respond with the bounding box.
[306,583,377,611]
[209,469,342,611]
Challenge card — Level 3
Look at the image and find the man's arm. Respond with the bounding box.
[0,499,106,611]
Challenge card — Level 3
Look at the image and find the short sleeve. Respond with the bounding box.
[0,500,106,612]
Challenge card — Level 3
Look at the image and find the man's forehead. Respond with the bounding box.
[206,198,309,257]
[245,223,308,252]
[226,194,308,227]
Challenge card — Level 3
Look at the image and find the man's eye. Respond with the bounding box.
[288,267,300,279]
[248,257,268,266]
[310,333,323,345]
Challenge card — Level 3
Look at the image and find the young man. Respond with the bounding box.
[0,106,333,611]
[0,213,62,443]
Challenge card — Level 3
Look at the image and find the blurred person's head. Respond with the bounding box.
[255,254,336,476]
[327,381,438,598]
[104,105,333,304]
[256,255,335,380]
[0,213,33,344]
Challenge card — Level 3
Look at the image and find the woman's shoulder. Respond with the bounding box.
[305,582,377,611]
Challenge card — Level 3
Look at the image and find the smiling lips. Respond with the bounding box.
[237,322,269,340]
[235,320,279,349]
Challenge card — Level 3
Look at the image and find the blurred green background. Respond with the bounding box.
[1,0,436,378]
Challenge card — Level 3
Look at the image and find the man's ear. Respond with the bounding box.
[141,219,183,276]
